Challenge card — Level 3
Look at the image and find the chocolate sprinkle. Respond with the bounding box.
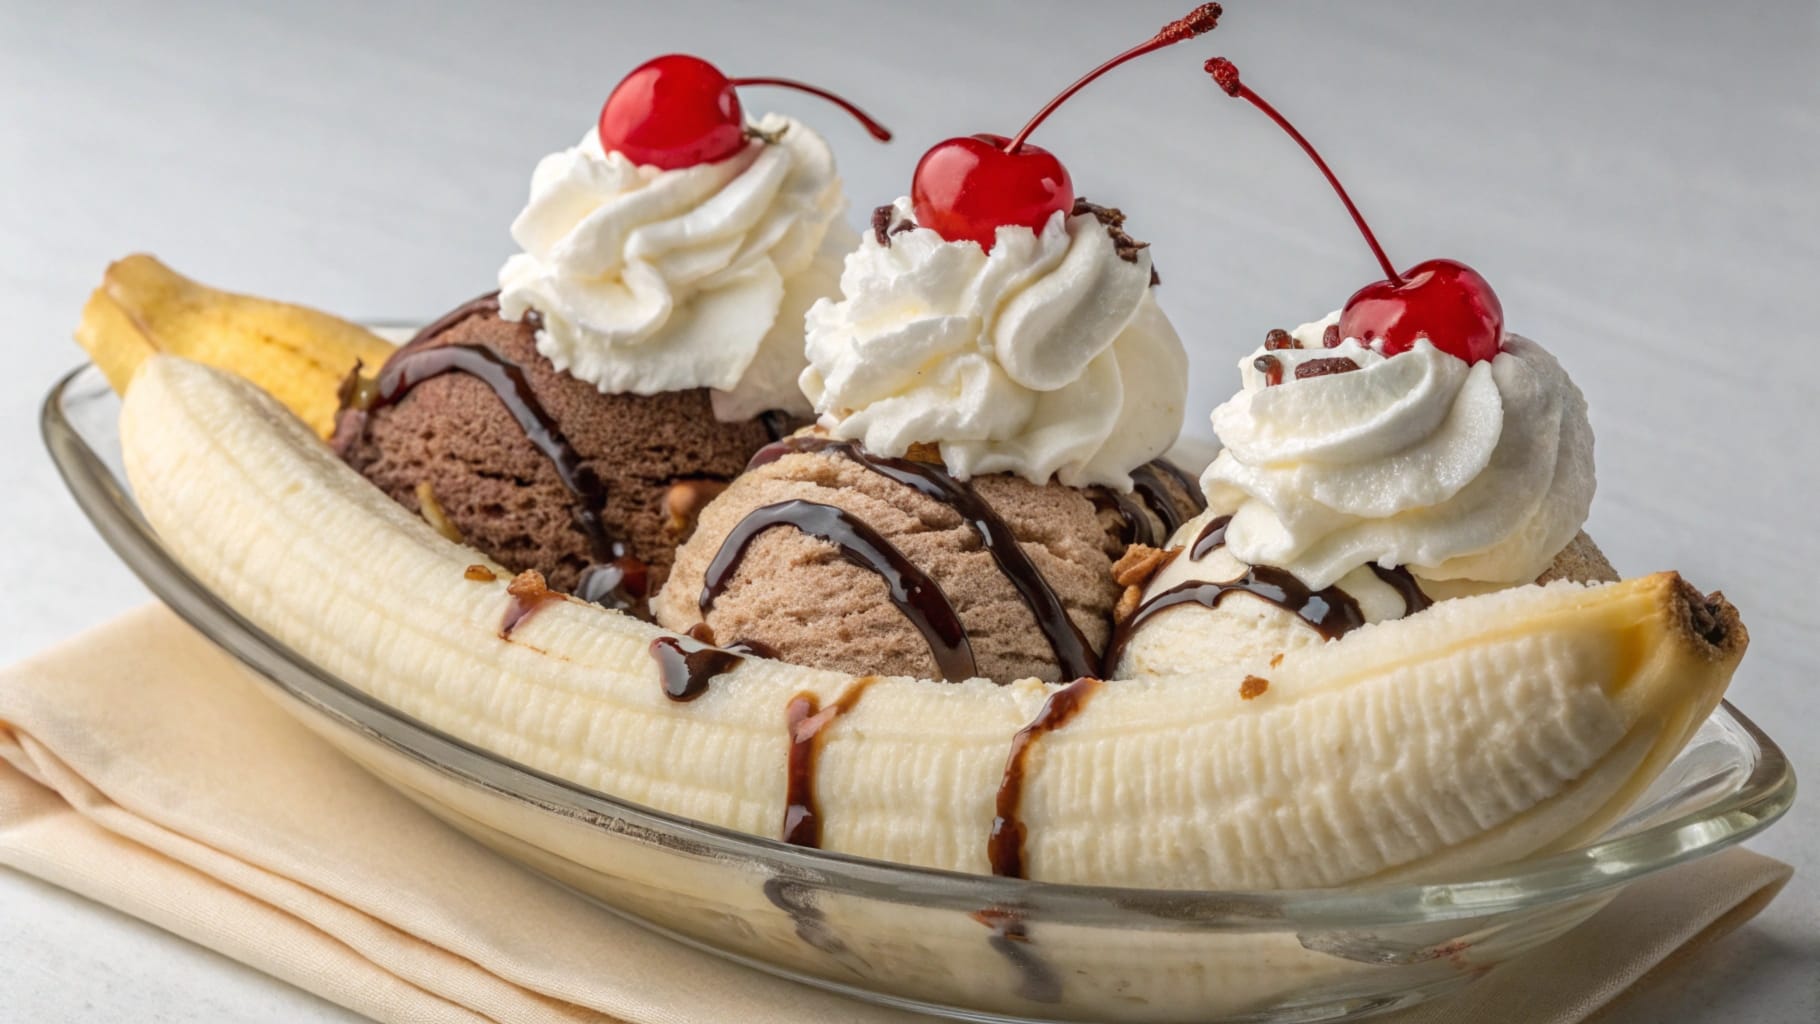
[1294,356,1361,380]
[1071,197,1153,268]
[1254,353,1285,386]
[871,204,894,246]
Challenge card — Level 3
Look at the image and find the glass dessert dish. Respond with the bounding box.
[43,360,1795,1023]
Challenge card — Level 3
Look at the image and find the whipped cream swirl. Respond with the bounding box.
[799,198,1187,490]
[498,114,852,419]
[1202,312,1594,589]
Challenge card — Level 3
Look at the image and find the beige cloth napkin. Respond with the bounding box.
[0,607,1792,1024]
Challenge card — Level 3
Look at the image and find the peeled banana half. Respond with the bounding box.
[118,355,1745,890]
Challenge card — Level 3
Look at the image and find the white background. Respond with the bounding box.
[1,1,1815,1020]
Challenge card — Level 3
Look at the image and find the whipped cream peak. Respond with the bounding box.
[1202,311,1594,589]
[800,197,1187,490]
[498,113,852,419]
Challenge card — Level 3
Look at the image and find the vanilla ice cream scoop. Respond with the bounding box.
[1112,313,1610,679]
[1205,313,1594,589]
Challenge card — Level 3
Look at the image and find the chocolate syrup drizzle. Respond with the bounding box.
[699,499,978,681]
[988,677,1103,879]
[780,678,877,848]
[758,410,796,443]
[1129,459,1205,537]
[1190,514,1232,561]
[1192,515,1430,616]
[1368,563,1434,617]
[1093,487,1158,547]
[1106,515,1438,672]
[1090,458,1203,548]
[1104,518,1375,673]
[646,633,772,702]
[748,436,1097,680]
[1107,571,1367,672]
[367,343,620,561]
[343,293,646,611]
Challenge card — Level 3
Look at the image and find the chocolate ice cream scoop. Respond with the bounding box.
[654,434,1203,682]
[332,295,789,602]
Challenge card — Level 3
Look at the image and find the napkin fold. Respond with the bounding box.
[0,607,1792,1024]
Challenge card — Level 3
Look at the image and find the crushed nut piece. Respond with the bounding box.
[662,478,730,542]
[464,564,497,582]
[414,481,463,543]
[506,570,552,603]
[905,441,944,464]
[1112,544,1181,588]
[1114,584,1144,625]
[1240,675,1269,700]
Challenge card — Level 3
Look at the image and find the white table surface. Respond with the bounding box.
[2,1,1815,1021]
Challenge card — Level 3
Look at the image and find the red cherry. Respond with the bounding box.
[1340,259,1504,362]
[1205,58,1504,363]
[910,134,1072,250]
[910,4,1223,251]
[598,54,890,172]
[599,55,743,169]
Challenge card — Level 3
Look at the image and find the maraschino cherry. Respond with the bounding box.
[911,4,1225,251]
[1204,58,1504,363]
[598,54,891,171]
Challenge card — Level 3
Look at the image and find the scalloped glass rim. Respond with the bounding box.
[41,360,1795,931]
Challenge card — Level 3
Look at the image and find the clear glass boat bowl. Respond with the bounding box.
[43,361,1795,1023]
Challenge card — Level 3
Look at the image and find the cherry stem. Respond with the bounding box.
[1004,3,1222,154]
[727,77,893,142]
[1205,57,1401,285]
